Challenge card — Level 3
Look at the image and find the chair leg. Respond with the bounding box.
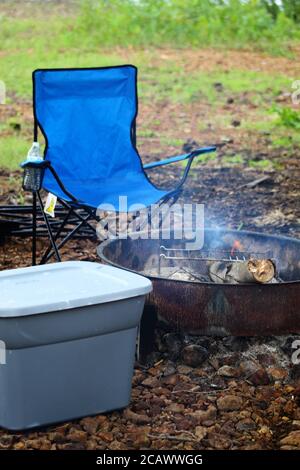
[32,191,37,266]
[36,191,61,262]
[59,199,96,234]
[40,207,73,265]
[137,192,181,233]
[42,211,94,264]
[158,192,181,230]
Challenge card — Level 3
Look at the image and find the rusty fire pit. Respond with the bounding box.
[98,229,300,336]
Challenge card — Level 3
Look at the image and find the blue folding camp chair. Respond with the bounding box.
[21,65,216,265]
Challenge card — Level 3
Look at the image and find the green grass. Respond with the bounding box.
[222,154,245,165]
[189,151,218,167]
[0,3,294,102]
[249,158,273,169]
[141,67,291,104]
[273,106,300,129]
[0,136,30,169]
[243,106,300,149]
[0,1,299,171]
[78,0,300,54]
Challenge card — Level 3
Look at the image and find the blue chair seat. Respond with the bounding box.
[43,170,169,211]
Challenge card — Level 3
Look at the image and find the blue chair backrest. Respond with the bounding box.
[33,66,142,189]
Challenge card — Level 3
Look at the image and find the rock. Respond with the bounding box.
[127,431,151,449]
[210,376,227,390]
[148,404,162,418]
[141,376,159,388]
[208,357,220,370]
[217,395,243,411]
[14,442,25,450]
[176,418,194,431]
[148,365,161,376]
[155,386,171,397]
[163,333,182,360]
[48,431,66,443]
[177,365,193,375]
[134,400,148,412]
[240,360,259,377]
[109,440,128,451]
[168,403,185,414]
[162,363,177,377]
[94,415,109,427]
[39,439,52,450]
[58,442,86,450]
[97,432,114,443]
[294,407,300,420]
[144,351,162,366]
[279,430,300,448]
[249,368,271,386]
[257,353,276,367]
[192,405,217,425]
[25,438,51,450]
[241,443,263,450]
[195,426,207,441]
[182,344,209,367]
[132,370,145,386]
[196,337,211,350]
[268,367,288,381]
[193,367,209,377]
[236,418,256,431]
[80,416,99,434]
[280,445,298,450]
[222,336,248,352]
[213,82,224,93]
[258,425,273,439]
[86,439,99,450]
[67,430,88,443]
[290,364,300,381]
[162,374,179,386]
[207,433,231,449]
[0,435,14,449]
[220,353,240,366]
[124,408,151,424]
[217,365,240,378]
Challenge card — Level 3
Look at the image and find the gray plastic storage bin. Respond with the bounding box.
[0,261,152,430]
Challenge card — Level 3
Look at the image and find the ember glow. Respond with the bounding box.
[230,239,243,257]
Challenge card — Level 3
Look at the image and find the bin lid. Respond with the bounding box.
[0,261,152,317]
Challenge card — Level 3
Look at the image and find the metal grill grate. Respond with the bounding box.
[159,245,274,263]
[157,245,275,281]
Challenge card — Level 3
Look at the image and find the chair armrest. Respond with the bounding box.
[143,146,216,170]
[21,159,79,203]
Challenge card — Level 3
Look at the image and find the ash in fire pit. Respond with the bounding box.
[98,229,300,336]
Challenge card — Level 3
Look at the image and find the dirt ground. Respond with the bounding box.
[0,46,300,450]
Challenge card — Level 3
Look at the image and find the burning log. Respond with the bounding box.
[208,258,276,284]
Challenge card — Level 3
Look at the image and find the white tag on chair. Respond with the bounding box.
[44,193,57,218]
